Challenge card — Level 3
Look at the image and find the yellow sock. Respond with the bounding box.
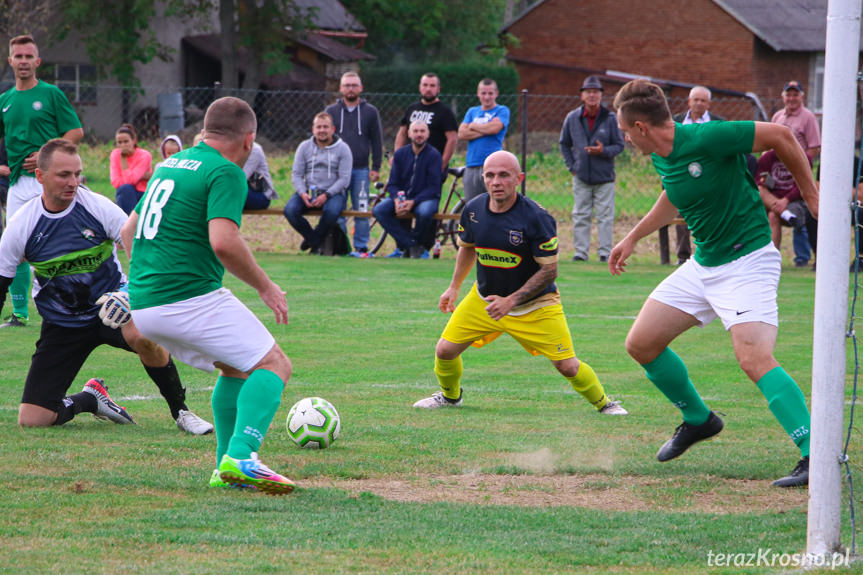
[434,356,463,400]
[566,361,608,410]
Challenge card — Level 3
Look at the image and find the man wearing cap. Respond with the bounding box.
[771,81,821,267]
[559,76,625,262]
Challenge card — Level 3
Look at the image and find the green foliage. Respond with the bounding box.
[361,62,520,95]
[342,0,507,65]
[54,0,210,87]
[236,0,315,81]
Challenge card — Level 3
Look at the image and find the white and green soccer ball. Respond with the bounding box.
[286,397,341,449]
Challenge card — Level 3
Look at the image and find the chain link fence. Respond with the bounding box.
[78,84,786,233]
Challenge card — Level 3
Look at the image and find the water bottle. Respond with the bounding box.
[358,180,369,211]
[433,238,441,259]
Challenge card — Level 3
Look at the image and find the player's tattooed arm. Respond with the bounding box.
[511,262,557,306]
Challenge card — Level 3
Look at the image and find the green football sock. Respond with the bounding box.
[565,360,609,410]
[642,347,711,425]
[434,356,463,400]
[756,366,811,457]
[10,262,30,320]
[211,375,245,467]
[227,369,284,460]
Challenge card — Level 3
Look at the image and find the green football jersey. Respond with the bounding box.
[652,121,771,267]
[128,142,247,309]
[0,80,81,185]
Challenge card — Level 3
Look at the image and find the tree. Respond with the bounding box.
[0,0,60,79]
[218,0,315,99]
[55,0,209,88]
[341,0,508,65]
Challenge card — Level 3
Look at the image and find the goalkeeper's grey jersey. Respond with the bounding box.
[0,186,127,327]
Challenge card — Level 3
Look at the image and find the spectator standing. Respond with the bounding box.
[458,78,510,201]
[0,34,83,328]
[242,142,277,210]
[671,86,725,264]
[559,76,625,263]
[771,80,821,267]
[110,123,152,215]
[325,72,383,258]
[284,112,352,254]
[375,121,442,259]
[394,73,458,176]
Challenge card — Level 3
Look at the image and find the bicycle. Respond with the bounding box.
[368,166,466,257]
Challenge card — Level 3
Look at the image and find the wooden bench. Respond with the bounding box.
[244,208,460,220]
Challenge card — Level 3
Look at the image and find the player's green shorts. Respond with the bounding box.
[441,283,575,361]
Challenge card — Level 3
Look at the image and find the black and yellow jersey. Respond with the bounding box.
[457,193,559,312]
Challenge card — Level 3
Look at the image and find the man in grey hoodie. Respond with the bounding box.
[284,112,352,254]
[325,72,383,257]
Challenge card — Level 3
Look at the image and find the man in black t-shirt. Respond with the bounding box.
[393,73,458,175]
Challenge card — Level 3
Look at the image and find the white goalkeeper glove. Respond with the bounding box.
[96,290,132,329]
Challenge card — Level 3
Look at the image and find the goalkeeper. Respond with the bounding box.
[0,138,213,434]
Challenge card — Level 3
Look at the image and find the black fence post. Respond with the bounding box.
[658,225,671,264]
[521,89,528,196]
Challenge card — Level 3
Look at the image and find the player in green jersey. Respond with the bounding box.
[121,97,295,494]
[609,79,818,487]
[0,34,83,328]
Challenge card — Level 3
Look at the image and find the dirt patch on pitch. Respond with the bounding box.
[304,473,807,514]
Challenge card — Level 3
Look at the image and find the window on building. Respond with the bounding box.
[810,52,825,114]
[43,63,98,105]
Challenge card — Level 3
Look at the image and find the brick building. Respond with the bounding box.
[501,0,861,119]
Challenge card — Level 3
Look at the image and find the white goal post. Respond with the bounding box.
[808,0,862,558]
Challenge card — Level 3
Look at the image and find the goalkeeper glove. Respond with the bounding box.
[96,290,132,329]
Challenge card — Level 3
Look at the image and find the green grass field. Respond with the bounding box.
[0,254,859,574]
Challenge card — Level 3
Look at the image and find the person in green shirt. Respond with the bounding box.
[0,34,83,328]
[609,79,819,488]
[121,97,295,495]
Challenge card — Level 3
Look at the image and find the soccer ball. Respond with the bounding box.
[286,397,341,449]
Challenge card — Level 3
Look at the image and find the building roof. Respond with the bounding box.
[294,32,374,62]
[294,0,366,33]
[713,0,841,52]
[184,32,372,66]
[501,0,861,53]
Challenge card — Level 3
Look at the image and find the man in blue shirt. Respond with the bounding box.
[458,78,510,201]
[373,121,442,259]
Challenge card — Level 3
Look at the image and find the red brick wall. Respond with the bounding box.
[506,0,812,109]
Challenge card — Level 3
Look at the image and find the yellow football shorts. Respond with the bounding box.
[441,283,575,361]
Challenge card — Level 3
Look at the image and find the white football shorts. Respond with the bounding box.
[132,287,276,373]
[649,243,781,330]
[7,175,42,217]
